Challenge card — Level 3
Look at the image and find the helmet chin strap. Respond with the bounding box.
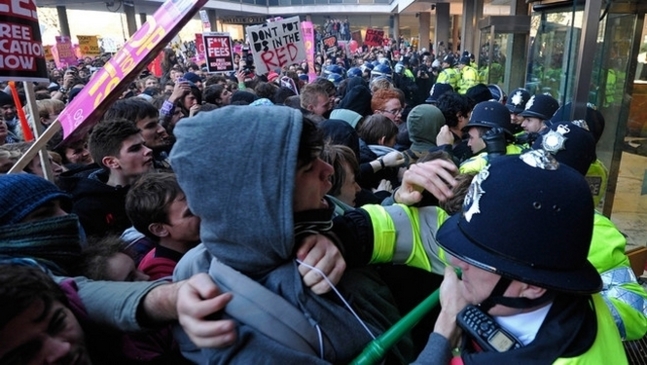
[479,276,555,313]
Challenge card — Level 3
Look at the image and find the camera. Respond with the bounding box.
[242,47,255,74]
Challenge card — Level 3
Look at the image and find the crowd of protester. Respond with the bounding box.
[0,32,644,364]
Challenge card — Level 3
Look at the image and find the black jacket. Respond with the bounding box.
[58,164,131,237]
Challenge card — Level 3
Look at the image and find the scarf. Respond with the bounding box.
[0,215,84,275]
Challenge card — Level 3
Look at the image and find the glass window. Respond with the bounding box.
[526,6,583,105]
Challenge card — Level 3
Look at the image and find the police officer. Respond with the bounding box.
[457,56,478,95]
[505,88,531,133]
[412,151,627,364]
[551,103,608,207]
[518,94,560,134]
[436,55,460,91]
[459,101,524,173]
[533,121,647,341]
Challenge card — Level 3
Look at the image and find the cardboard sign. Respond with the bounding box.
[57,0,208,143]
[43,45,53,61]
[300,21,316,83]
[77,35,100,57]
[246,16,305,75]
[194,33,205,65]
[0,0,49,82]
[199,9,211,32]
[322,35,337,55]
[364,28,384,47]
[203,32,234,73]
[55,35,76,68]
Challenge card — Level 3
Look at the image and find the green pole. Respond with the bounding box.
[349,288,440,365]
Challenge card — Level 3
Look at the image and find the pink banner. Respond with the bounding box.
[301,21,316,83]
[58,0,208,143]
[55,36,76,68]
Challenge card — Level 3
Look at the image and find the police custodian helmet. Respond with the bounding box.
[437,151,601,294]
[464,101,515,136]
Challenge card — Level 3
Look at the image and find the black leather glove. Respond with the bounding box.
[483,127,507,158]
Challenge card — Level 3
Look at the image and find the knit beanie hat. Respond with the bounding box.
[0,91,13,107]
[0,174,72,225]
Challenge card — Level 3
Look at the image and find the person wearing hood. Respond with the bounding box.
[404,104,446,165]
[171,106,412,364]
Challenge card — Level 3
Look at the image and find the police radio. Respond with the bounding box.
[457,305,524,352]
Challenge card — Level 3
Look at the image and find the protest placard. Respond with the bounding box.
[203,32,234,73]
[0,0,49,82]
[322,35,337,56]
[77,35,100,57]
[246,16,305,75]
[56,0,208,143]
[194,33,205,65]
[300,21,317,83]
[199,9,211,32]
[43,45,53,61]
[364,28,384,47]
[55,35,76,68]
[351,30,363,47]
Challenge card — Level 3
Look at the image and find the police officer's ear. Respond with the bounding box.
[517,283,547,300]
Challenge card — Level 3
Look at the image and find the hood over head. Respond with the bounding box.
[170,106,300,276]
[407,104,446,152]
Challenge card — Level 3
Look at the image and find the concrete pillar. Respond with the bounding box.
[461,0,476,56]
[452,15,460,53]
[207,9,218,32]
[474,0,485,65]
[435,3,450,55]
[56,6,71,37]
[391,14,400,41]
[139,12,147,27]
[124,3,137,36]
[419,13,430,57]
[505,0,529,91]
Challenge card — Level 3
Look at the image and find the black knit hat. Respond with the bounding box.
[0,174,72,225]
[425,83,453,104]
[437,151,600,294]
[465,84,493,105]
[518,94,559,120]
[0,91,13,107]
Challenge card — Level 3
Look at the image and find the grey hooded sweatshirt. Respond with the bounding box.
[170,106,408,364]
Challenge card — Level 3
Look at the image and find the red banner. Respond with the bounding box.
[0,0,49,82]
[364,28,384,47]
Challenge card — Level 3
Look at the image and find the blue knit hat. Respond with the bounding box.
[0,174,72,225]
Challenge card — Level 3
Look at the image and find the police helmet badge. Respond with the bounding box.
[463,165,490,222]
[519,150,560,170]
[541,123,570,153]
[524,95,535,111]
[511,91,523,106]
[571,119,590,131]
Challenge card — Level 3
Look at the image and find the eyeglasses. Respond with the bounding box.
[379,108,403,115]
